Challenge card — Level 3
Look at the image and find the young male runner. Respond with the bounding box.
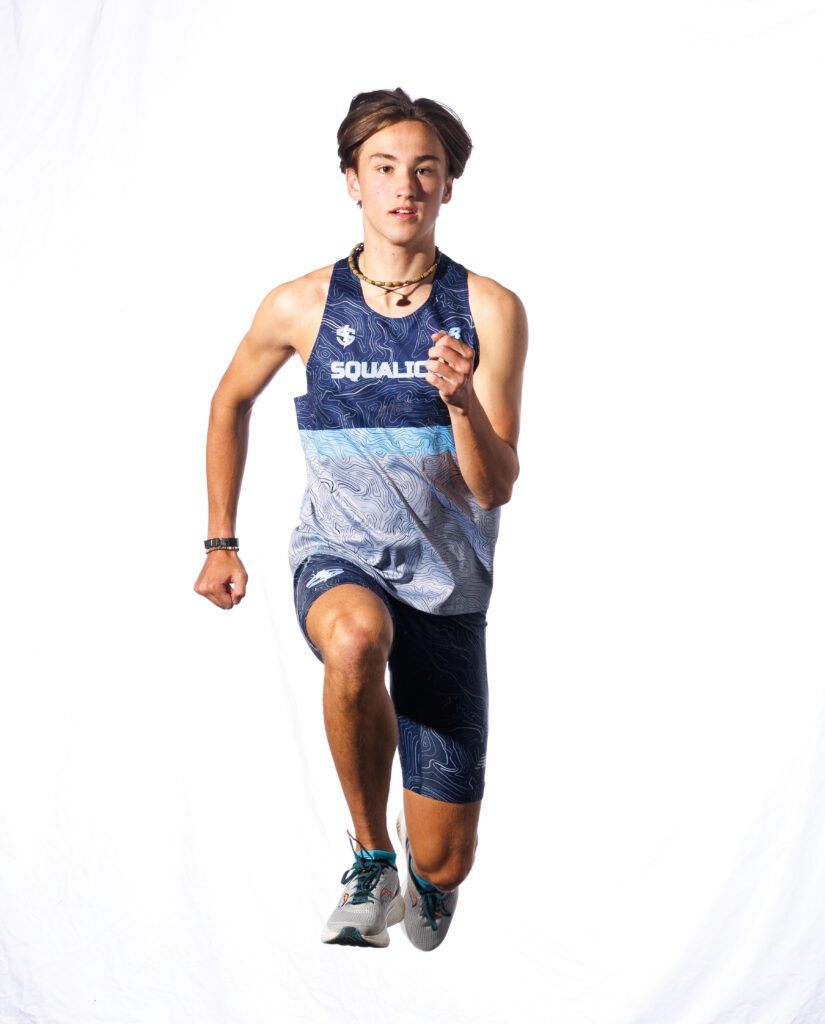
[194,88,528,951]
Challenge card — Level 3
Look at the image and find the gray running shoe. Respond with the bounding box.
[320,830,405,948]
[396,809,459,952]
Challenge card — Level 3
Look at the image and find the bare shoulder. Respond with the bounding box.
[211,263,334,410]
[274,262,334,311]
[466,269,525,309]
[465,270,528,360]
[251,263,334,357]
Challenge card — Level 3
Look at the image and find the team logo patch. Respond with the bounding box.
[336,324,356,348]
[306,568,345,589]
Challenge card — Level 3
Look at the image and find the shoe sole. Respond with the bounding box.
[320,892,405,948]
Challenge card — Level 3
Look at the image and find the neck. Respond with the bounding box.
[358,230,438,284]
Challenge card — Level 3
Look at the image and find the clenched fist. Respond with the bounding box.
[193,550,248,609]
[426,330,476,412]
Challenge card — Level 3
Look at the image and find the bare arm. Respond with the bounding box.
[426,279,528,510]
[194,281,305,609]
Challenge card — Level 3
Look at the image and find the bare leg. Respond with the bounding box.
[402,788,481,893]
[306,584,397,853]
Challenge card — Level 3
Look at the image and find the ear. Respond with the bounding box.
[345,166,361,203]
[442,176,454,205]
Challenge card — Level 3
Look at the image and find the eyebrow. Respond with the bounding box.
[368,153,442,162]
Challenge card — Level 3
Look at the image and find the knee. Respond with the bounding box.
[321,610,392,687]
[412,834,478,893]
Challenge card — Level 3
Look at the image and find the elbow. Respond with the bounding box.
[474,449,520,510]
[210,390,255,420]
[478,456,519,510]
[477,487,513,512]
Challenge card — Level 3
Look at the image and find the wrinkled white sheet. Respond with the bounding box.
[1,2,824,1022]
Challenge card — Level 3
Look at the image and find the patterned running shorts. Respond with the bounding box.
[293,553,489,804]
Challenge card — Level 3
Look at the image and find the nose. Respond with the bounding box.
[395,166,418,198]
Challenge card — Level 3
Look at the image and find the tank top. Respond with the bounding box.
[287,250,501,615]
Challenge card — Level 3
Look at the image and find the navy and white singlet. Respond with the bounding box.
[287,250,498,803]
[286,250,500,614]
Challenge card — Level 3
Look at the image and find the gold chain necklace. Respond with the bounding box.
[348,242,440,289]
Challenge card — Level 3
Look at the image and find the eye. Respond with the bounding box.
[377,165,393,173]
[416,167,435,175]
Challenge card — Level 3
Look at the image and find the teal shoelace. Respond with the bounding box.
[419,886,453,931]
[340,858,389,904]
[408,854,453,931]
[339,830,395,905]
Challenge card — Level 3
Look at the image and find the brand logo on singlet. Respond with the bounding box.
[331,360,429,381]
[335,325,356,348]
[306,568,345,589]
[447,327,462,339]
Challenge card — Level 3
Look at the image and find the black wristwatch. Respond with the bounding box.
[204,537,239,551]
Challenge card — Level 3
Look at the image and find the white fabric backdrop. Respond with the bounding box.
[2,1,824,1021]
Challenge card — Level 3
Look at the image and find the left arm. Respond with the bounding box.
[425,278,528,510]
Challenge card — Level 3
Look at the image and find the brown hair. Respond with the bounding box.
[337,88,472,179]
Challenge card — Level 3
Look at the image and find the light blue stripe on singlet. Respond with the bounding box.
[298,425,456,459]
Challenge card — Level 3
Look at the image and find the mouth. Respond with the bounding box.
[390,207,417,220]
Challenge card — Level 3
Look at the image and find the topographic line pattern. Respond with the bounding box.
[390,598,489,802]
[292,551,490,803]
[287,251,500,616]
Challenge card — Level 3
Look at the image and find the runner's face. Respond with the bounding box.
[345,120,453,246]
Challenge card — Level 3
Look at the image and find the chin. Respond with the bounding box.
[382,228,423,246]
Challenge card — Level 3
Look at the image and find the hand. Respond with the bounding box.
[193,550,248,610]
[426,331,476,413]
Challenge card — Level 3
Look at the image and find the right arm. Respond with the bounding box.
[193,281,306,610]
